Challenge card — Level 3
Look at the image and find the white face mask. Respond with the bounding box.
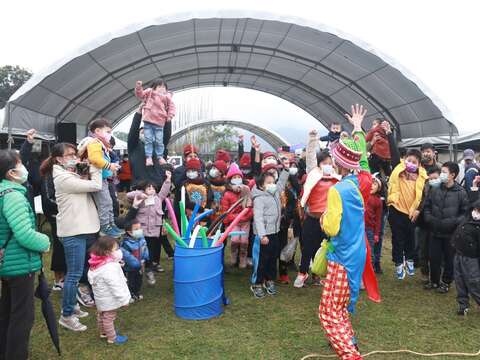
[131,229,144,239]
[289,167,298,176]
[209,168,219,178]
[429,178,441,188]
[231,178,243,186]
[265,183,277,194]
[10,164,29,184]
[186,171,198,180]
[472,210,480,221]
[439,172,449,183]
[322,164,333,176]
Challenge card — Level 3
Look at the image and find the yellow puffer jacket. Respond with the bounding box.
[388,161,427,216]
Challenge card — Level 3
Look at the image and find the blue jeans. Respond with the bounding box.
[143,122,164,159]
[61,234,94,316]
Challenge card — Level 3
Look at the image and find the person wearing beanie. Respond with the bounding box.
[462,149,479,196]
[221,163,253,268]
[208,160,228,215]
[239,153,253,178]
[172,144,204,188]
[261,151,278,168]
[174,157,213,217]
[215,149,231,164]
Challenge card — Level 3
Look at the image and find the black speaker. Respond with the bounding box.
[57,123,77,144]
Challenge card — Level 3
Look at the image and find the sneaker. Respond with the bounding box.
[146,271,156,286]
[457,307,469,316]
[155,264,165,273]
[129,297,136,304]
[278,275,290,284]
[108,334,128,345]
[52,280,64,291]
[250,284,267,298]
[146,157,154,167]
[437,283,449,294]
[264,281,277,295]
[77,288,95,308]
[311,275,322,287]
[294,273,309,288]
[100,225,123,238]
[73,304,89,318]
[59,315,87,332]
[111,224,125,235]
[406,260,415,276]
[374,262,383,274]
[395,264,406,280]
[424,282,439,290]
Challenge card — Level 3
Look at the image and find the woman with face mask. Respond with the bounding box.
[295,130,341,289]
[126,171,172,285]
[0,150,50,360]
[221,164,253,268]
[51,143,103,331]
[250,163,290,298]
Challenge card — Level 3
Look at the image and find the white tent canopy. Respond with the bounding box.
[4,10,457,141]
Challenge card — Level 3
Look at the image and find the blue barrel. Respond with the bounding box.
[173,238,224,320]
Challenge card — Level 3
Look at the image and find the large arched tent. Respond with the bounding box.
[3,10,458,142]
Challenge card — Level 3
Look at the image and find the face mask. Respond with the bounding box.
[289,167,298,176]
[321,164,333,176]
[112,249,123,261]
[64,159,78,169]
[439,172,449,183]
[209,169,219,178]
[429,178,441,188]
[11,164,29,184]
[131,229,144,239]
[405,161,418,173]
[186,171,198,180]
[241,169,251,175]
[102,131,112,143]
[231,178,243,186]
[472,210,480,221]
[265,183,277,194]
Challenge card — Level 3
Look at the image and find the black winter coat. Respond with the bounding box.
[40,174,57,220]
[424,182,469,237]
[452,216,480,258]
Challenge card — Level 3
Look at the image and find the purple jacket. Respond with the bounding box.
[127,180,172,237]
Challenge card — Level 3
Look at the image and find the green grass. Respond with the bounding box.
[26,237,480,360]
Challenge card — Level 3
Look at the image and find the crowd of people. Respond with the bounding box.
[0,78,479,360]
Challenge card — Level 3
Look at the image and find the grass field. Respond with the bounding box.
[26,236,480,360]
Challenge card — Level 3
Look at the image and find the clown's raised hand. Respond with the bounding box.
[345,104,367,133]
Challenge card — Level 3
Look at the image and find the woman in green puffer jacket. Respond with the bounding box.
[0,149,50,360]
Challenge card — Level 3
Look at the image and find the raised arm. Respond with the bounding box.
[383,121,400,168]
[238,135,244,159]
[306,129,319,174]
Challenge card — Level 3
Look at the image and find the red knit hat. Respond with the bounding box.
[186,158,202,171]
[213,160,228,175]
[262,151,277,160]
[331,139,362,170]
[226,163,243,179]
[215,149,231,163]
[239,153,251,169]
[183,144,198,157]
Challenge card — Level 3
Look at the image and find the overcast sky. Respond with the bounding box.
[1,0,478,143]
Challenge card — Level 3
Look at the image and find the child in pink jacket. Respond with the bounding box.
[126,171,172,284]
[135,79,176,167]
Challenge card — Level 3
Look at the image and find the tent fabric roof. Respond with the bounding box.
[4,10,457,140]
[401,131,480,148]
[169,118,290,150]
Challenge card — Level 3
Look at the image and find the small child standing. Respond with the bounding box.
[366,119,391,176]
[78,118,123,238]
[452,199,480,315]
[126,171,172,285]
[135,79,176,167]
[88,236,131,345]
[221,163,253,268]
[121,220,150,302]
[365,176,383,273]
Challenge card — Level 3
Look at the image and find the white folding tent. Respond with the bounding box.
[3,10,458,143]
